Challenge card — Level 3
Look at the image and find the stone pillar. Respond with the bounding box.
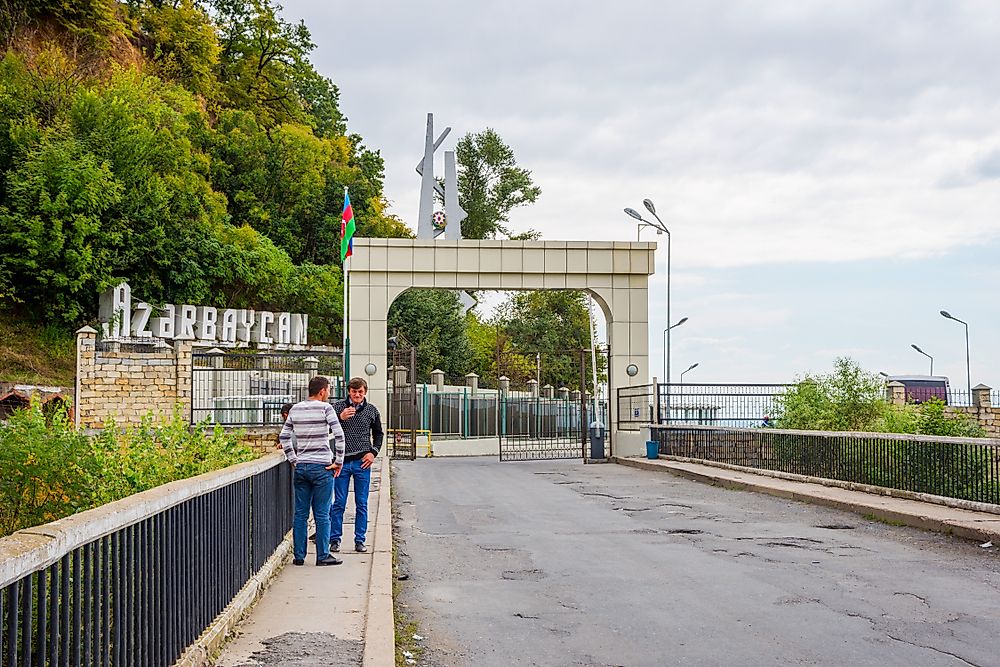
[75,326,98,429]
[973,384,992,409]
[570,389,581,402]
[527,379,539,398]
[304,356,319,375]
[465,372,479,395]
[391,365,409,387]
[431,369,445,391]
[175,340,193,423]
[558,386,570,401]
[887,381,905,406]
[498,376,510,396]
[206,347,226,399]
[541,384,554,399]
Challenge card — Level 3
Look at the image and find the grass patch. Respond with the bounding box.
[863,513,908,528]
[0,312,76,387]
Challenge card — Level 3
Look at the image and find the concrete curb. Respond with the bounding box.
[615,456,1000,545]
[176,532,292,666]
[657,454,1000,517]
[363,455,395,667]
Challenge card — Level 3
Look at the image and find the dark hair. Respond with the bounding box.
[308,376,330,397]
[347,377,368,391]
[280,403,293,418]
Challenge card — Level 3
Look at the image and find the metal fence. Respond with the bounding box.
[191,350,344,425]
[651,424,1000,505]
[617,384,654,430]
[621,383,1000,431]
[658,383,792,427]
[388,386,610,441]
[0,454,292,666]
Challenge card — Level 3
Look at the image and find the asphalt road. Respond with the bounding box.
[392,457,1000,667]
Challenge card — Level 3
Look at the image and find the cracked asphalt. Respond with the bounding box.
[392,457,1000,667]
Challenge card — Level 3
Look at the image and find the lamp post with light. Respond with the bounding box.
[626,200,674,423]
[910,344,933,376]
[625,201,673,379]
[680,362,699,383]
[940,310,971,399]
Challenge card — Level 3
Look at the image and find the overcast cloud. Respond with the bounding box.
[282,0,1000,387]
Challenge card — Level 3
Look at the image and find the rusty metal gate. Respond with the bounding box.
[386,341,418,460]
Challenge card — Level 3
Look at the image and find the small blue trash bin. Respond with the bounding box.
[646,440,659,459]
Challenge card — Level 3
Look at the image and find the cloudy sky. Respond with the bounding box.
[281,0,1000,389]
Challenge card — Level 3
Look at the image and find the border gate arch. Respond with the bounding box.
[346,239,655,458]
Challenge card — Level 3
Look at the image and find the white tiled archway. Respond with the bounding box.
[347,239,656,456]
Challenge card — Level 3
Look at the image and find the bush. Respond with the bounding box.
[0,401,258,537]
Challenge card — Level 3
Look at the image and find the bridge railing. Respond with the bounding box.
[0,452,291,666]
[650,424,1000,506]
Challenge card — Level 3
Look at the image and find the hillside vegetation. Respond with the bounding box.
[0,0,410,344]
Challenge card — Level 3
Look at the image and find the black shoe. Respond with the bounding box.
[308,533,316,542]
[316,555,343,566]
[292,559,304,566]
[355,541,367,553]
[330,539,341,552]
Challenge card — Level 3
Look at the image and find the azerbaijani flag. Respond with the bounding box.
[340,190,356,262]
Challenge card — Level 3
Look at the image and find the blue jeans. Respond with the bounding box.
[330,458,371,544]
[293,463,334,562]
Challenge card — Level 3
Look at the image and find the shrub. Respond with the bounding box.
[0,401,258,537]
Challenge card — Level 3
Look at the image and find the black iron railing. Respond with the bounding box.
[651,425,1000,505]
[0,454,292,666]
[657,383,792,427]
[191,351,344,425]
[617,384,654,430]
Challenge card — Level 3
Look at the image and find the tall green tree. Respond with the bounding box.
[387,290,472,379]
[497,291,594,389]
[455,128,541,240]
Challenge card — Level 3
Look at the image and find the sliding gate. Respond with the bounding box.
[497,348,608,462]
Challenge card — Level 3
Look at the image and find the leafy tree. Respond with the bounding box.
[0,136,124,324]
[773,358,887,431]
[209,0,314,127]
[455,128,541,239]
[774,358,988,436]
[23,0,126,47]
[133,0,222,100]
[0,0,406,346]
[497,290,595,389]
[387,289,472,379]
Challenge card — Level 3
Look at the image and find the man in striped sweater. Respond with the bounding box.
[280,376,346,566]
[329,376,384,554]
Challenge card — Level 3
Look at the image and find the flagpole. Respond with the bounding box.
[343,186,350,390]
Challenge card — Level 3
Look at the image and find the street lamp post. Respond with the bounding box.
[625,201,673,381]
[910,344,934,376]
[680,362,699,384]
[626,201,674,424]
[662,317,688,383]
[940,310,971,398]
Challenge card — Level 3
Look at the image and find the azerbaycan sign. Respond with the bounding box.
[99,282,308,347]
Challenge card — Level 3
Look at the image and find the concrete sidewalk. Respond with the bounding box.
[616,456,1000,545]
[211,456,394,667]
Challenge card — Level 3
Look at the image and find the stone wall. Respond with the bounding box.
[945,406,1000,437]
[75,326,192,429]
[237,426,283,454]
[887,381,998,437]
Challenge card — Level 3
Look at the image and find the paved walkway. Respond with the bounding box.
[212,456,393,667]
[617,455,1000,544]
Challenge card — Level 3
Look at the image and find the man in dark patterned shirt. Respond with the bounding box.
[329,376,384,553]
